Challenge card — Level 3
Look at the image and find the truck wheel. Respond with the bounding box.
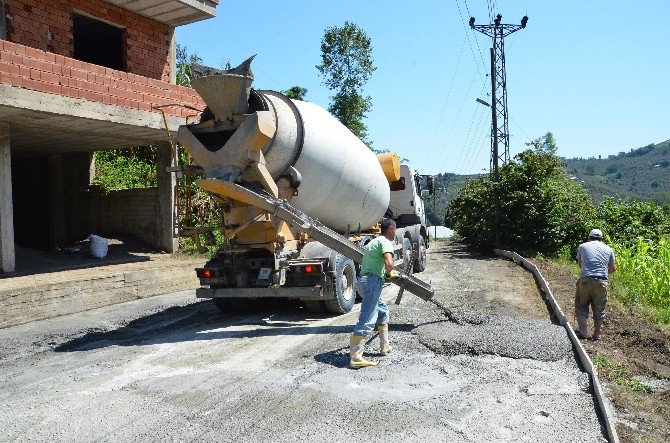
[324,255,357,314]
[402,237,413,274]
[414,237,427,273]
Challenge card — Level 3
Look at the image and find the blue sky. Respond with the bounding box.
[177,1,670,175]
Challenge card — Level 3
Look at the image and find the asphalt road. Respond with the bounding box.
[0,242,607,442]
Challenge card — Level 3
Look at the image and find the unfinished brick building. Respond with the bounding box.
[0,0,218,274]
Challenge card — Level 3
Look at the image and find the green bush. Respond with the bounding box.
[449,149,596,256]
[597,198,670,245]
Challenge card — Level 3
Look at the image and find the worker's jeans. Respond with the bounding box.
[575,277,609,321]
[353,274,389,336]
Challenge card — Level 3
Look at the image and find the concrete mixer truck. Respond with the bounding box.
[177,59,432,314]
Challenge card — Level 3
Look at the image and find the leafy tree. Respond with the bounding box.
[282,86,308,100]
[526,131,558,155]
[176,43,203,87]
[449,148,596,256]
[316,21,376,145]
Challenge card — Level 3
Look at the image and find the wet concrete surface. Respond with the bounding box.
[0,242,607,442]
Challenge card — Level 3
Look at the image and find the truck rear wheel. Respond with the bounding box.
[414,237,427,273]
[324,255,357,314]
[402,237,414,274]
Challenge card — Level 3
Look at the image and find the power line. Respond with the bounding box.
[458,107,489,175]
[463,120,491,174]
[510,115,533,144]
[432,71,479,168]
[422,35,467,172]
[452,104,484,174]
[486,0,494,22]
[462,0,488,73]
[455,0,487,83]
[452,82,488,173]
[254,65,284,91]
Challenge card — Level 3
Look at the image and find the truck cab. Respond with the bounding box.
[387,164,429,273]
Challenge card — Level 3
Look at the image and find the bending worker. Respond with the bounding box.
[349,218,399,368]
[575,228,616,340]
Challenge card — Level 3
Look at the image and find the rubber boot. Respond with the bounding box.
[378,324,392,356]
[350,335,377,369]
[592,319,603,341]
[576,315,589,339]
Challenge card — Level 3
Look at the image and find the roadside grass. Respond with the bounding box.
[592,353,652,394]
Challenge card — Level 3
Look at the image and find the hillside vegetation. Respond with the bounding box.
[565,139,670,204]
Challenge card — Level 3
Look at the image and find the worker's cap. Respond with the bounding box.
[589,229,603,239]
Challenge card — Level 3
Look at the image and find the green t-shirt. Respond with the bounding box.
[360,236,395,279]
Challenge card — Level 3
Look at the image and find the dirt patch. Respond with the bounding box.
[533,258,670,443]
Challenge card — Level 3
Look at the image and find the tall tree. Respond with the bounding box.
[527,131,558,155]
[316,21,376,145]
[282,86,308,101]
[176,43,203,87]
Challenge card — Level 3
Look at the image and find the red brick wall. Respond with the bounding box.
[3,0,172,81]
[0,40,204,118]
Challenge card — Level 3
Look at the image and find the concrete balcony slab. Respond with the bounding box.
[104,0,218,26]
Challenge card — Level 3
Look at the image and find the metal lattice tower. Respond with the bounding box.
[470,14,528,180]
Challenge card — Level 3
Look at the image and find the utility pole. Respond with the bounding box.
[470,14,528,181]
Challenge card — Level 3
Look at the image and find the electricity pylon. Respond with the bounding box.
[470,14,528,180]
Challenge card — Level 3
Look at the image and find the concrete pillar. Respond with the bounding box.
[87,152,95,185]
[48,154,66,249]
[0,122,15,273]
[169,27,176,85]
[156,142,177,253]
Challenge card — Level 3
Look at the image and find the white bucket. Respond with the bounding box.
[89,234,108,259]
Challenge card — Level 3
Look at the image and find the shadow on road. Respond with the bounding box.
[430,242,494,260]
[55,300,416,353]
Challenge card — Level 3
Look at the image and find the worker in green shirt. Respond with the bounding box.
[350,218,399,368]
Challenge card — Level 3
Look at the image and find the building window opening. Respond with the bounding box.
[72,12,124,71]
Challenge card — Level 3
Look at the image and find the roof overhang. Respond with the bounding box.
[103,0,218,27]
[0,85,184,156]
